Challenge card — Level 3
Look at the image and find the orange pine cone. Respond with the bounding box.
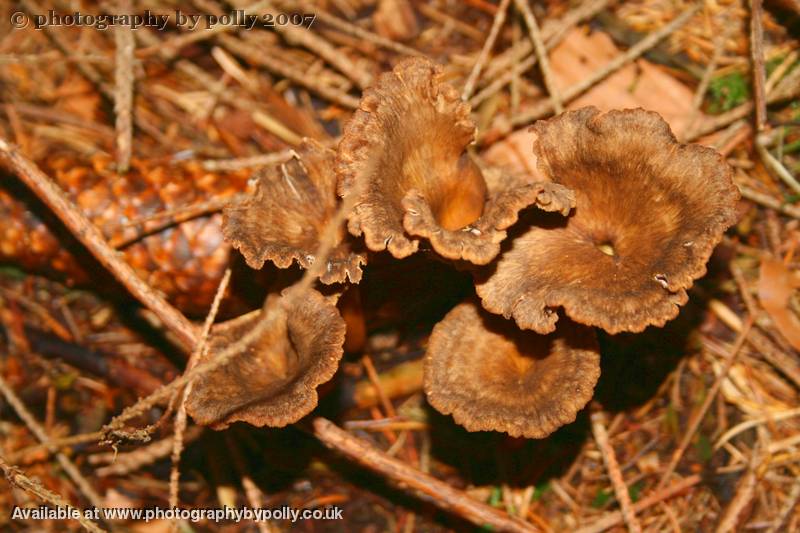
[0,152,250,314]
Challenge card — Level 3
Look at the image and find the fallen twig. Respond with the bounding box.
[514,0,563,114]
[575,475,701,533]
[0,374,104,510]
[169,269,230,508]
[113,0,135,173]
[0,454,105,533]
[591,413,642,533]
[312,418,539,533]
[749,0,768,132]
[461,0,511,100]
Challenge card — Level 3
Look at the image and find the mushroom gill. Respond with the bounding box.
[337,57,575,265]
[476,107,740,334]
[223,138,365,284]
[185,289,346,429]
[424,299,600,439]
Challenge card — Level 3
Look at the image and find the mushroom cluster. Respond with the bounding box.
[187,58,739,438]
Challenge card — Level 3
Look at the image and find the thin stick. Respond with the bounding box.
[226,434,274,533]
[169,269,231,508]
[218,34,359,109]
[0,374,104,510]
[471,0,609,107]
[260,1,373,89]
[109,195,242,249]
[749,0,768,132]
[591,414,642,533]
[312,418,539,533]
[513,0,563,114]
[657,317,754,489]
[708,299,800,388]
[508,4,699,129]
[764,50,798,95]
[0,139,199,350]
[198,150,293,171]
[686,65,800,141]
[756,141,800,195]
[9,431,105,464]
[307,5,423,57]
[113,0,135,173]
[417,4,484,41]
[0,454,106,533]
[362,355,397,418]
[575,475,701,533]
[92,426,203,477]
[767,475,800,533]
[461,0,511,100]
[681,29,728,141]
[715,453,760,532]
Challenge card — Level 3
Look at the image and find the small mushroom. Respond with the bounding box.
[337,57,575,264]
[185,288,346,429]
[424,300,600,438]
[477,107,740,334]
[223,138,365,284]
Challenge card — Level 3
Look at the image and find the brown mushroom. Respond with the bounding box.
[476,107,740,334]
[185,288,346,429]
[223,138,365,284]
[424,299,600,439]
[337,57,575,265]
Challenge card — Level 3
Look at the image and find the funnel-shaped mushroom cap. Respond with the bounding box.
[477,107,740,334]
[424,300,600,439]
[223,138,365,284]
[337,58,575,265]
[185,289,346,429]
[403,169,575,264]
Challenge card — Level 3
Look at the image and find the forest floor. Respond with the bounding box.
[1,0,800,532]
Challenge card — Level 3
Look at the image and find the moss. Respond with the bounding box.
[707,71,750,113]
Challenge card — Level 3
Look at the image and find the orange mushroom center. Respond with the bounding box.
[418,153,487,231]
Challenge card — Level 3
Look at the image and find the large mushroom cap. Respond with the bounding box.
[424,300,600,439]
[337,57,574,265]
[477,107,740,334]
[223,138,365,284]
[185,289,346,429]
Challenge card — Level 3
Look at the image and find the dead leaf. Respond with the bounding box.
[485,27,704,172]
[758,257,800,350]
